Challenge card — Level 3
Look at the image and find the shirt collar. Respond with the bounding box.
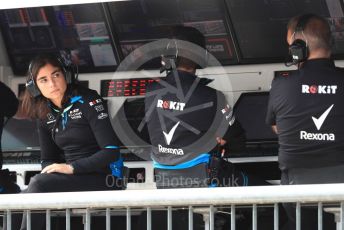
[301,58,335,69]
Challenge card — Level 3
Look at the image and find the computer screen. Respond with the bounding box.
[225,0,344,62]
[107,0,238,68]
[1,118,40,152]
[233,92,277,143]
[0,3,118,75]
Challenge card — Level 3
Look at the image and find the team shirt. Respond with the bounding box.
[266,59,344,170]
[39,87,120,174]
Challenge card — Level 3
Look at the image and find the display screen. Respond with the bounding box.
[1,118,40,152]
[0,3,118,75]
[101,78,160,97]
[234,92,277,143]
[107,0,238,68]
[226,0,344,61]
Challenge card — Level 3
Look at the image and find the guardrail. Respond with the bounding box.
[1,184,344,230]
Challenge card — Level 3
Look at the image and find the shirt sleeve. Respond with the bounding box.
[216,92,246,153]
[70,92,121,174]
[0,82,18,118]
[266,81,277,126]
[38,120,65,170]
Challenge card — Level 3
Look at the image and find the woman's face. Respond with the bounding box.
[36,63,67,107]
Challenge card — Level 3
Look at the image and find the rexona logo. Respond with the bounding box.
[300,104,335,141]
[302,85,337,94]
[157,99,186,111]
[158,145,184,155]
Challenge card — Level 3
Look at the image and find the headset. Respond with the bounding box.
[26,54,77,98]
[288,14,315,66]
[160,26,208,73]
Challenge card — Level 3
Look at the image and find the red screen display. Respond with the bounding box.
[101,78,160,97]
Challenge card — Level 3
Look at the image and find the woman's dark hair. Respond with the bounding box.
[21,54,77,119]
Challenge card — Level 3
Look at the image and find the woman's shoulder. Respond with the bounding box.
[74,86,102,102]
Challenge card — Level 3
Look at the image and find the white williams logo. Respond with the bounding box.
[311,104,334,130]
[163,122,180,145]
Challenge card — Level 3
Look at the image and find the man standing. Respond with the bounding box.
[145,26,247,189]
[266,14,344,230]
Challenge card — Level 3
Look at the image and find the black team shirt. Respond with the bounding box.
[39,87,120,174]
[266,59,344,170]
[145,70,245,166]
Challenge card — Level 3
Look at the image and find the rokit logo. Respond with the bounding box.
[300,104,335,141]
[157,99,186,111]
[302,85,337,94]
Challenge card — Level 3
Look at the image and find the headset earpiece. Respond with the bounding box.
[288,14,315,65]
[289,39,308,63]
[25,78,41,98]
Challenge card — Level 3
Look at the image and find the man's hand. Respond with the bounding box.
[216,137,227,157]
[271,125,278,134]
[41,163,74,174]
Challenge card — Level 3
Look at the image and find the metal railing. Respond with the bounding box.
[1,183,344,230]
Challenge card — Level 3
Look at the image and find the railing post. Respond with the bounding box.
[106,208,111,230]
[188,206,193,230]
[26,210,31,230]
[318,202,323,230]
[252,204,257,230]
[231,204,236,230]
[46,209,51,230]
[341,202,344,230]
[6,210,11,230]
[147,207,152,230]
[85,208,91,230]
[209,205,215,230]
[66,208,71,230]
[167,206,172,230]
[296,202,301,230]
[126,207,131,230]
[274,203,279,230]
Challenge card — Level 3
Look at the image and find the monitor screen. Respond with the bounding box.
[1,118,40,152]
[225,0,344,62]
[107,0,238,68]
[233,92,277,143]
[0,3,118,75]
[116,98,150,145]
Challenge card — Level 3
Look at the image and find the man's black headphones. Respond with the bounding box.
[26,54,76,98]
[288,14,315,65]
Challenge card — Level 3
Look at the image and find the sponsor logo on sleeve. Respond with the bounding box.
[98,112,108,119]
[221,104,235,125]
[94,104,104,112]
[89,99,102,106]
